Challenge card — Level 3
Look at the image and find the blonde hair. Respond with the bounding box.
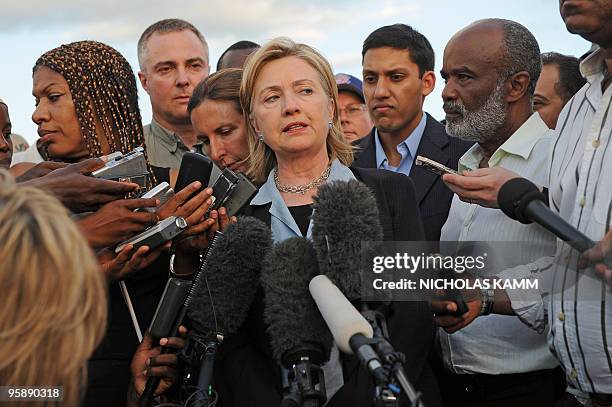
[240,37,354,184]
[0,170,107,407]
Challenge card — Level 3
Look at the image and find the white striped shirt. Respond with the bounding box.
[501,48,612,395]
[439,112,559,374]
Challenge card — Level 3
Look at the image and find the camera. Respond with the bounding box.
[210,168,258,217]
[92,147,150,190]
[135,182,175,213]
[115,216,188,253]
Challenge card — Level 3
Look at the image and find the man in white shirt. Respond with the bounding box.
[434,2,612,405]
[436,18,562,406]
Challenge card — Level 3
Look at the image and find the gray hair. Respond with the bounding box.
[137,18,209,70]
[487,19,541,100]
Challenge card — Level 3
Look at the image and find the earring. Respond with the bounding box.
[328,121,333,129]
[258,132,265,142]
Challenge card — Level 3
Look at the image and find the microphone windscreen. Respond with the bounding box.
[187,216,272,340]
[261,237,333,367]
[498,177,546,224]
[309,275,373,354]
[311,180,383,299]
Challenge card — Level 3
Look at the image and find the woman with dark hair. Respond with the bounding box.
[30,40,227,406]
[188,68,250,175]
[33,41,145,163]
[0,98,13,169]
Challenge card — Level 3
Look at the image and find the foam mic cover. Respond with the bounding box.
[498,177,546,224]
[311,180,383,300]
[261,237,333,367]
[498,177,596,253]
[309,275,373,354]
[187,216,272,340]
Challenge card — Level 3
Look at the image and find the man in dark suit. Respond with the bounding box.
[354,24,472,241]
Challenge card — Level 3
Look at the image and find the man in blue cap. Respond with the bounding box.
[335,73,373,142]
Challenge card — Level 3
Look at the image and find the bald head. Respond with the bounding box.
[441,19,540,144]
[446,19,541,95]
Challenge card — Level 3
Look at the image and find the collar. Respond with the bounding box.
[580,47,607,109]
[250,159,356,240]
[251,159,355,205]
[374,113,427,168]
[459,112,549,171]
[149,117,188,154]
[580,46,604,80]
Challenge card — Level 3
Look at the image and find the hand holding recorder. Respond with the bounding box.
[22,157,140,212]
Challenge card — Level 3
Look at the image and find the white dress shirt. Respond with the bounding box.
[439,112,559,374]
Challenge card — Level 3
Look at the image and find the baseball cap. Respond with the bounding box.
[335,73,365,103]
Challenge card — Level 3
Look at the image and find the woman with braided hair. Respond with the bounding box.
[30,41,231,406]
[33,41,144,163]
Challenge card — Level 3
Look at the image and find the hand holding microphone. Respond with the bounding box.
[184,216,272,406]
[137,217,272,407]
[498,177,612,284]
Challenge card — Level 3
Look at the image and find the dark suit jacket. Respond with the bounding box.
[214,167,441,407]
[352,114,473,242]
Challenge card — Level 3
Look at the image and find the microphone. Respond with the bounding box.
[311,180,467,316]
[309,275,424,407]
[498,178,595,253]
[311,180,383,300]
[261,237,333,407]
[186,216,272,405]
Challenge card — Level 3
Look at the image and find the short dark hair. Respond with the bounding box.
[188,68,243,115]
[362,24,434,76]
[138,19,208,69]
[216,40,261,71]
[541,52,586,102]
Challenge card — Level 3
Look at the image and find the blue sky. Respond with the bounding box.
[1,0,590,144]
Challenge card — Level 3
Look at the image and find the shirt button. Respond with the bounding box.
[558,312,565,321]
[579,197,586,207]
[565,255,571,264]
[570,369,578,379]
[592,139,600,148]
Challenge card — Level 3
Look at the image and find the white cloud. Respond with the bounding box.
[1,0,357,45]
[377,2,422,19]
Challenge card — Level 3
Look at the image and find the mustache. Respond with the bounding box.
[443,100,466,115]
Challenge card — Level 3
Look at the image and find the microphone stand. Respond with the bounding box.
[361,304,424,407]
[281,345,327,407]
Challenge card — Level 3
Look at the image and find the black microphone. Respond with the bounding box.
[138,232,226,407]
[186,216,272,406]
[261,237,333,407]
[311,180,467,316]
[498,178,595,253]
[311,180,383,300]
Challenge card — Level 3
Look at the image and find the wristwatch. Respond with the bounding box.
[479,287,495,315]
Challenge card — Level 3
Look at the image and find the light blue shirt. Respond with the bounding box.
[250,159,356,243]
[249,159,356,401]
[374,113,427,176]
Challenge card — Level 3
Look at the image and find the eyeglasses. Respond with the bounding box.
[338,104,368,117]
